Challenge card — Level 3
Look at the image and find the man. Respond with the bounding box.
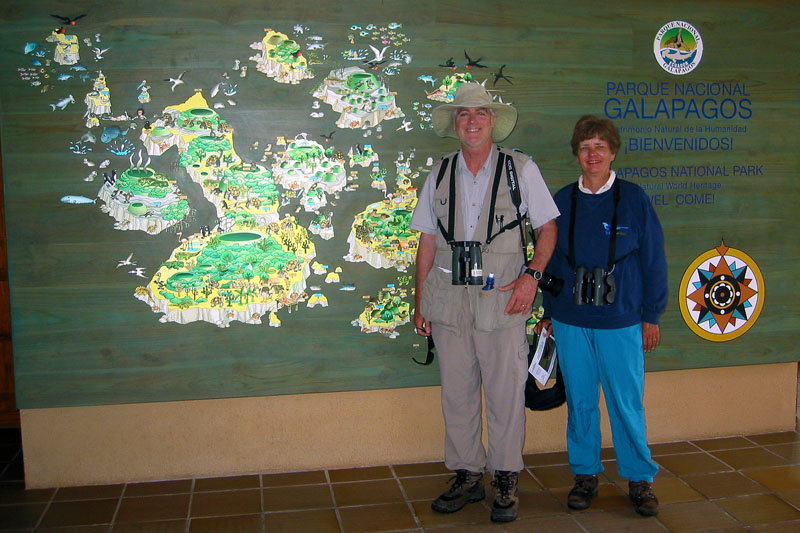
[410,82,559,523]
[536,115,667,517]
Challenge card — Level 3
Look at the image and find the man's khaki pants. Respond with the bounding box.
[432,297,528,474]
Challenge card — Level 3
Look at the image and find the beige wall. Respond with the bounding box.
[21,362,798,488]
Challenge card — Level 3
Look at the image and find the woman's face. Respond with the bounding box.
[576,135,616,180]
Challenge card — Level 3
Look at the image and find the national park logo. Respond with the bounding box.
[679,240,765,342]
[654,21,703,75]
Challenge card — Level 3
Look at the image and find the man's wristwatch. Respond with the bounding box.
[523,266,543,280]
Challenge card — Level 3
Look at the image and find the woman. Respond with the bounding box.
[536,115,667,516]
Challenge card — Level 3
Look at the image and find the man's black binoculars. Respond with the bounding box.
[451,241,483,285]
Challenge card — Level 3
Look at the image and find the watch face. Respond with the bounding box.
[526,267,541,280]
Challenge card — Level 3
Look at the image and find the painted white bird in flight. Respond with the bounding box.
[128,267,147,278]
[116,253,135,268]
[165,71,185,92]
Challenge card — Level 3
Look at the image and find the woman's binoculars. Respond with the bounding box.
[573,266,616,306]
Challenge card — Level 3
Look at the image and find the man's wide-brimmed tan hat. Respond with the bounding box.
[432,82,518,142]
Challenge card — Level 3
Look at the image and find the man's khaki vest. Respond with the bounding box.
[420,147,531,332]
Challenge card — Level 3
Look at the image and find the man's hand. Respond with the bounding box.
[499,273,538,315]
[414,309,431,337]
[642,322,660,352]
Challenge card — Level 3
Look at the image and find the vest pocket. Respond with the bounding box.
[472,259,527,332]
[420,266,461,329]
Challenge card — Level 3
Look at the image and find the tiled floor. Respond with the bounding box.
[1,427,799,531]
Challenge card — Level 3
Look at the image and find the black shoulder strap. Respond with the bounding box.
[485,149,527,248]
[568,179,621,269]
[435,156,450,188]
[434,155,458,244]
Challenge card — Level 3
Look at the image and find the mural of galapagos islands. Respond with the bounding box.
[1,2,797,408]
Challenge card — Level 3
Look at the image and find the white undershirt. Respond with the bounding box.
[578,170,616,195]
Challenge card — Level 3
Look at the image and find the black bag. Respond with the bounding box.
[524,333,567,411]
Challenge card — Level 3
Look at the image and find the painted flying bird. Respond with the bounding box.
[492,65,513,86]
[165,71,186,91]
[364,45,389,69]
[439,57,457,70]
[116,253,136,268]
[92,47,110,60]
[464,50,487,69]
[128,267,147,278]
[51,14,86,26]
[321,131,336,143]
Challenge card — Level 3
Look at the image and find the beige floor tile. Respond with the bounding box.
[193,474,259,492]
[393,461,449,477]
[742,465,800,491]
[750,519,800,532]
[651,476,705,504]
[682,471,768,498]
[262,483,333,511]
[399,474,452,501]
[692,436,757,451]
[115,493,191,523]
[747,432,800,446]
[0,503,48,530]
[573,507,664,532]
[516,489,568,518]
[338,502,418,531]
[711,447,789,469]
[261,469,327,487]
[777,489,800,508]
[517,469,544,491]
[650,440,702,455]
[765,442,800,463]
[0,486,55,504]
[529,464,575,489]
[656,452,732,475]
[125,479,193,497]
[264,508,340,532]
[39,499,119,528]
[506,513,583,532]
[113,520,187,533]
[54,484,124,501]
[333,478,405,506]
[715,493,800,525]
[655,500,742,530]
[329,465,392,483]
[190,489,261,518]
[188,513,262,532]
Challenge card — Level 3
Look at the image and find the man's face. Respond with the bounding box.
[454,107,496,150]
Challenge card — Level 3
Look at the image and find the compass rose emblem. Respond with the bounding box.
[679,240,765,341]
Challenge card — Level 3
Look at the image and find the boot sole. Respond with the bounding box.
[567,489,598,510]
[431,493,485,514]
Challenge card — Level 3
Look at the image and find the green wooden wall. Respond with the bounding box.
[0,0,797,408]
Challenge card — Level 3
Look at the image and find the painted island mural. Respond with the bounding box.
[0,1,797,408]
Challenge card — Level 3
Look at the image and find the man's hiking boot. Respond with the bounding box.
[567,474,598,510]
[490,470,519,522]
[629,480,659,516]
[431,470,485,513]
